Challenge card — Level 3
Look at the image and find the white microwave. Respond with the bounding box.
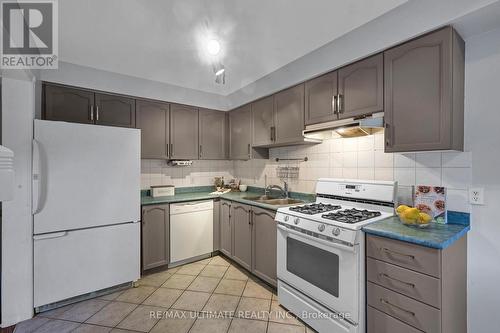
[0,145,14,201]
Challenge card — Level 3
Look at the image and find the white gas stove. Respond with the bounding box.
[275,179,397,333]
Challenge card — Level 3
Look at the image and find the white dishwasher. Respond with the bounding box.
[170,200,214,264]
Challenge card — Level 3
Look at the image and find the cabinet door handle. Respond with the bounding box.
[270,127,273,141]
[380,298,415,317]
[247,143,251,158]
[332,95,337,114]
[385,123,394,147]
[90,105,94,121]
[166,142,169,157]
[381,247,415,260]
[379,273,415,288]
[337,94,343,114]
[199,145,202,158]
[170,143,173,157]
[95,105,100,121]
[272,126,276,141]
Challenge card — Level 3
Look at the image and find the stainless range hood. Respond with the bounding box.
[303,112,384,140]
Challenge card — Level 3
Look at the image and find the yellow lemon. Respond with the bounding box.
[418,212,432,224]
[396,205,410,214]
[402,207,420,221]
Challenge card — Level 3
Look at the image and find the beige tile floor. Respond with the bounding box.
[15,255,318,333]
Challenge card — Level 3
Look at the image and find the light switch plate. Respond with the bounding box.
[469,188,485,205]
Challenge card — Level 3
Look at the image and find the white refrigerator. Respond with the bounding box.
[32,120,141,308]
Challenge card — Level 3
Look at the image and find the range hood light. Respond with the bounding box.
[303,112,385,139]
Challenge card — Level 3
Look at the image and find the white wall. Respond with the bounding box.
[1,76,35,326]
[464,27,500,332]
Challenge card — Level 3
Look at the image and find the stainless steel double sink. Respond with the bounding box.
[242,195,304,206]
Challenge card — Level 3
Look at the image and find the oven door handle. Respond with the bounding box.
[277,224,357,253]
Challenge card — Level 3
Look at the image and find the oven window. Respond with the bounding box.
[287,237,339,297]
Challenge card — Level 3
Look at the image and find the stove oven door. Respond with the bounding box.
[277,224,360,323]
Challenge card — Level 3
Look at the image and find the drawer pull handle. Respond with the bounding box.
[379,273,415,288]
[380,298,415,317]
[381,247,415,260]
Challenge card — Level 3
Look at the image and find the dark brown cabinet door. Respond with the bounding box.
[252,96,275,146]
[199,109,227,159]
[44,85,95,124]
[384,27,464,152]
[170,104,199,159]
[305,71,338,125]
[231,203,252,271]
[338,54,383,119]
[274,84,305,144]
[95,93,136,128]
[220,200,232,257]
[229,105,252,160]
[252,208,277,286]
[142,204,169,271]
[136,100,169,159]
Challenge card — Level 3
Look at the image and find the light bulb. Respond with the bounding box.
[207,39,221,55]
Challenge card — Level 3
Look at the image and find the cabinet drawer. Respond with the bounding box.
[367,258,441,308]
[368,306,422,333]
[368,282,441,333]
[366,235,441,277]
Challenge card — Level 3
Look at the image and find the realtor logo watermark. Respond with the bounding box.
[1,0,58,69]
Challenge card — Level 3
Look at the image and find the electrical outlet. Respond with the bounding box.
[469,188,485,205]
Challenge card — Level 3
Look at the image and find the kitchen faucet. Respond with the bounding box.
[265,181,289,198]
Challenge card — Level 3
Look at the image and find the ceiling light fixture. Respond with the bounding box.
[207,39,221,56]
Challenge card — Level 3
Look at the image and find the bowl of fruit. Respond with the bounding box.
[396,205,433,228]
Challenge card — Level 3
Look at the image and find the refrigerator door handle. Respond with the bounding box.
[33,231,68,240]
[32,139,47,215]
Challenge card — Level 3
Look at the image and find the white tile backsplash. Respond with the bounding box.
[141,134,472,213]
[416,152,442,168]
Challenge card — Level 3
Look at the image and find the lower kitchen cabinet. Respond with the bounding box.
[366,234,467,333]
[218,200,277,286]
[220,200,232,257]
[213,199,220,251]
[231,203,252,271]
[141,204,169,271]
[252,207,277,286]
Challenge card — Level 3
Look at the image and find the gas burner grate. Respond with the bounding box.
[289,203,341,215]
[321,208,382,224]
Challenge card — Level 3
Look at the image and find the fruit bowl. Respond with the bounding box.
[396,205,432,228]
[397,212,431,228]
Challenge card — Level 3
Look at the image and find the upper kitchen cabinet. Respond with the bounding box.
[136,100,170,159]
[95,93,136,128]
[384,27,464,152]
[170,104,199,160]
[338,54,383,119]
[199,109,227,160]
[252,95,275,146]
[43,84,95,124]
[274,84,306,144]
[305,71,338,125]
[229,104,252,160]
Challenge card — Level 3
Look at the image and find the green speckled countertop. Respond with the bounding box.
[363,215,470,249]
[141,186,315,211]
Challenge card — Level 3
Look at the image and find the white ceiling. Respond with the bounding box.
[59,0,407,96]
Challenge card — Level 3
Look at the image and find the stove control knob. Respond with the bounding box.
[284,215,289,222]
[294,217,300,225]
[332,227,341,236]
[318,224,326,232]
